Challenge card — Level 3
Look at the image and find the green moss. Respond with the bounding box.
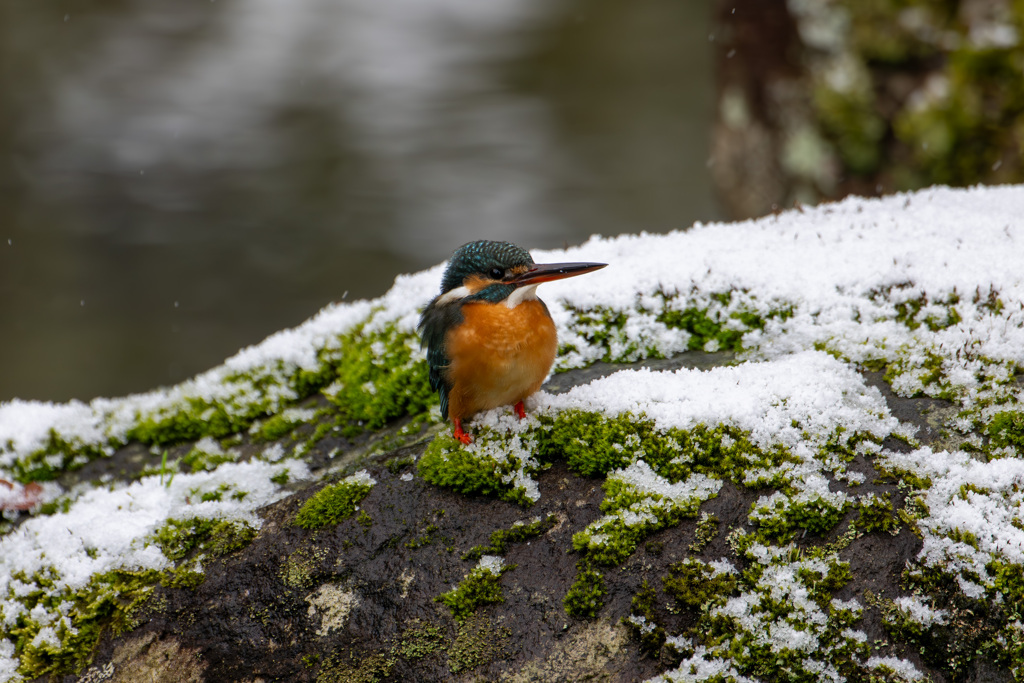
[564,564,607,620]
[280,546,330,589]
[252,412,303,443]
[462,515,557,561]
[557,291,793,367]
[316,651,395,683]
[855,494,898,533]
[150,518,257,561]
[662,559,738,609]
[4,515,258,678]
[988,410,1024,453]
[447,614,510,675]
[10,568,161,679]
[119,314,435,454]
[537,411,793,487]
[8,433,111,483]
[690,511,720,553]
[656,291,793,353]
[294,475,375,530]
[796,560,853,611]
[670,546,866,681]
[162,563,206,590]
[417,432,534,506]
[435,562,511,622]
[625,580,667,654]
[322,322,437,437]
[894,562,1022,678]
[128,392,270,447]
[572,484,709,566]
[397,621,445,660]
[749,492,852,542]
[536,411,645,476]
[180,445,235,473]
[562,305,647,363]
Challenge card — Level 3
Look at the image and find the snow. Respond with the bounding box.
[866,656,925,681]
[0,460,309,679]
[893,596,947,627]
[477,555,505,574]
[2,184,1024,680]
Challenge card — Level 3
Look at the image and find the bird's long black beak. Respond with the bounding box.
[512,261,607,286]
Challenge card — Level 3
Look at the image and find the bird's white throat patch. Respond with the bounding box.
[505,284,539,308]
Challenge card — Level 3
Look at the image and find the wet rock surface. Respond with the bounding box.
[67,352,1009,682]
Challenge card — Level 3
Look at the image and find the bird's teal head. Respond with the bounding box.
[440,240,534,294]
[436,240,606,306]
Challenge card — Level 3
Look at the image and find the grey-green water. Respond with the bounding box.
[0,0,719,402]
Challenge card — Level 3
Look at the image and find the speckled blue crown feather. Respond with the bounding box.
[440,240,534,293]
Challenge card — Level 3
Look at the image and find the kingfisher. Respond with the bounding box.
[418,240,607,444]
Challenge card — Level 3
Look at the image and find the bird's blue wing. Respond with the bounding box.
[418,299,462,420]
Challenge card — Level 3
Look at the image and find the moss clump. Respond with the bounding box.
[535,411,794,486]
[447,614,510,675]
[560,305,651,364]
[123,315,435,453]
[662,559,737,609]
[624,580,666,654]
[462,515,557,561]
[417,432,535,506]
[855,493,897,533]
[435,561,511,622]
[564,564,607,620]
[557,291,793,368]
[128,391,272,447]
[7,434,111,484]
[294,473,376,530]
[988,410,1024,453]
[316,650,395,683]
[180,448,234,474]
[322,322,437,437]
[689,511,720,553]
[280,546,330,589]
[10,568,162,679]
[749,492,852,542]
[150,518,257,561]
[397,621,446,660]
[252,412,303,443]
[889,290,962,332]
[670,546,866,681]
[657,292,793,353]
[6,518,257,679]
[535,411,661,477]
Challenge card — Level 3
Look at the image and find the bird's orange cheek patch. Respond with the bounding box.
[463,274,497,293]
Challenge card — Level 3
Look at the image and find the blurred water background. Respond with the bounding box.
[0,0,720,403]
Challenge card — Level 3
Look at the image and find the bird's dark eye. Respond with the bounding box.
[489,267,504,280]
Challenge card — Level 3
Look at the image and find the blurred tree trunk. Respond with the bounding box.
[711,0,1024,219]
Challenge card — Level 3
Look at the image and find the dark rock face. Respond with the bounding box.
[68,353,1010,682]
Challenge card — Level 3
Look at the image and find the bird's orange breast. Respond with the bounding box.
[444,299,557,421]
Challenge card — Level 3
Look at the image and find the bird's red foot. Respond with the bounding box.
[514,401,526,420]
[0,479,43,512]
[452,419,473,445]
